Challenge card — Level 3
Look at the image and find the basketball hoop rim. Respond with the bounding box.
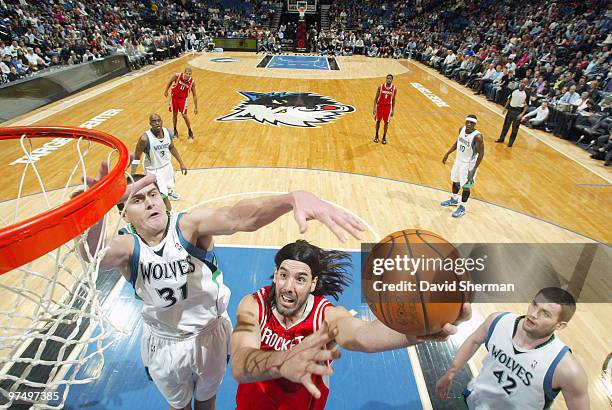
[0,126,129,274]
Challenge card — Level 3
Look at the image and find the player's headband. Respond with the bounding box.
[465,117,478,124]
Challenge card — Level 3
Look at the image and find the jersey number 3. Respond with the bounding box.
[493,370,517,394]
[156,283,188,307]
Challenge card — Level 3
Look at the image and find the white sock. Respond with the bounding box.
[452,194,459,201]
[460,200,467,208]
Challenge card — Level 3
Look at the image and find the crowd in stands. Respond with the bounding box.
[318,0,612,165]
[0,0,275,82]
[1,0,610,164]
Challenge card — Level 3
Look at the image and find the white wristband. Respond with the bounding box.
[131,160,140,165]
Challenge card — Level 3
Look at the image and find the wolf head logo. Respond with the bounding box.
[216,91,355,128]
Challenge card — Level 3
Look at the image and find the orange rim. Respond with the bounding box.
[0,126,129,274]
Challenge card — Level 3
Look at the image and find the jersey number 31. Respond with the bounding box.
[157,284,188,307]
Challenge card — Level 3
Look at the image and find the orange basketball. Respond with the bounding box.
[362,229,469,337]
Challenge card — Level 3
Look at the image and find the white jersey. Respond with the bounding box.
[120,211,231,337]
[465,313,570,410]
[144,128,172,170]
[456,126,480,163]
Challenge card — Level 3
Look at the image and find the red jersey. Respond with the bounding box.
[171,72,194,100]
[377,83,396,106]
[236,286,333,410]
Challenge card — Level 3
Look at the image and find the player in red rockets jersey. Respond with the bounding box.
[373,74,397,145]
[164,67,198,140]
[236,285,333,410]
[231,240,471,410]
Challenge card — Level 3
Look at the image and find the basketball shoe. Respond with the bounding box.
[452,205,466,218]
[440,198,459,207]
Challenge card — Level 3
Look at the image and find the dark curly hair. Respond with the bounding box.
[267,240,352,308]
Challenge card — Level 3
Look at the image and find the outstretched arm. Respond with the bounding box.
[327,304,471,353]
[326,306,417,352]
[231,296,281,383]
[231,295,340,397]
[164,73,178,97]
[76,211,133,274]
[180,191,364,243]
[75,162,146,272]
[435,312,501,400]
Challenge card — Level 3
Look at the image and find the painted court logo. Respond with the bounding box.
[216,91,355,128]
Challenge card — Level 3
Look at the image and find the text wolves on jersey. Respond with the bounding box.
[140,256,195,284]
[458,135,472,148]
[153,141,171,154]
[489,343,534,387]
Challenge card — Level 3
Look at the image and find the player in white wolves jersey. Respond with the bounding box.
[81,166,365,410]
[132,114,187,210]
[441,114,484,218]
[436,287,589,410]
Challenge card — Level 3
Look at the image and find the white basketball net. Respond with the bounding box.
[0,134,127,409]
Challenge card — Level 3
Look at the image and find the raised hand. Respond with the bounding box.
[120,173,157,204]
[291,191,365,242]
[278,321,341,398]
[81,161,157,205]
[83,160,109,188]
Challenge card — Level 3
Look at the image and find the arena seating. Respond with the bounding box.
[1,0,610,164]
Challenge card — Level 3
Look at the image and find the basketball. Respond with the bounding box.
[363,229,469,337]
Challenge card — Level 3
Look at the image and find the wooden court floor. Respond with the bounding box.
[1,52,611,409]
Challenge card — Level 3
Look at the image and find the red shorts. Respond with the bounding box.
[376,104,392,123]
[169,97,188,114]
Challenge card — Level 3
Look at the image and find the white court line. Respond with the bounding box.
[5,53,194,126]
[408,346,434,410]
[408,60,612,184]
[334,56,342,71]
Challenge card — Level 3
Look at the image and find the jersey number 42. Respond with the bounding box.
[493,370,517,395]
